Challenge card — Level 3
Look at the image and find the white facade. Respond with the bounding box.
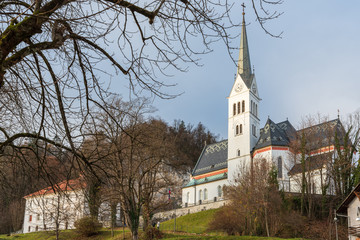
[182,179,227,207]
[23,190,86,233]
[227,74,260,183]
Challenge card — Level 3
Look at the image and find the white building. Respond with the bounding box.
[338,182,360,239]
[182,9,344,207]
[23,177,122,233]
[23,178,87,233]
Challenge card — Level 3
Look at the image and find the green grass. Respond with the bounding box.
[0,209,305,239]
[0,228,132,240]
[162,233,305,240]
[160,208,219,234]
[0,230,305,240]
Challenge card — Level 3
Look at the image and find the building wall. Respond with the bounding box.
[23,190,86,233]
[347,197,360,240]
[289,166,335,195]
[182,179,227,207]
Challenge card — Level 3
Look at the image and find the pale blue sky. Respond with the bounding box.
[120,1,360,139]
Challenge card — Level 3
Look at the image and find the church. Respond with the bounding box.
[181,10,345,207]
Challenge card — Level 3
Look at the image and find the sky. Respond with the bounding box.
[122,1,360,139]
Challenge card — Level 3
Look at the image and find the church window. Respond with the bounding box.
[236,125,239,135]
[186,192,190,203]
[29,215,32,222]
[277,157,283,178]
[240,124,243,134]
[204,188,208,200]
[242,101,245,112]
[233,103,236,116]
[199,190,203,201]
[237,102,241,114]
[28,226,31,232]
[217,185,223,197]
[237,149,240,156]
[251,100,253,113]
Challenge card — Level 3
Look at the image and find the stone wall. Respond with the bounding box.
[153,199,228,222]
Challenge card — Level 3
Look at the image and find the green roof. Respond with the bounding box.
[183,172,227,188]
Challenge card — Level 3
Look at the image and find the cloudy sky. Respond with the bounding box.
[123,1,360,139]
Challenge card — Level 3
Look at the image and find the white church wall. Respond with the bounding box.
[227,155,251,184]
[289,167,332,195]
[182,179,227,207]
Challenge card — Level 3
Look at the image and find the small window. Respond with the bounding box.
[237,149,240,156]
[204,189,208,200]
[35,226,38,231]
[28,226,31,232]
[240,124,243,134]
[233,103,236,116]
[186,192,190,203]
[199,190,203,201]
[255,104,258,117]
[237,102,241,114]
[242,101,245,113]
[236,125,239,135]
[217,185,223,197]
[251,100,253,113]
[277,157,283,178]
[29,215,32,222]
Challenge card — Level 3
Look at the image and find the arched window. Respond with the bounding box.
[240,124,243,134]
[242,100,245,113]
[255,104,258,117]
[236,125,239,135]
[204,188,208,200]
[237,102,241,114]
[277,157,283,178]
[233,103,236,116]
[199,189,203,200]
[251,100,253,113]
[237,149,240,156]
[186,192,190,203]
[217,185,222,197]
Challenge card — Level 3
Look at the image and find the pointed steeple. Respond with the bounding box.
[237,5,252,87]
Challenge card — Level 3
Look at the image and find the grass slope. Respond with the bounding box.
[160,208,219,234]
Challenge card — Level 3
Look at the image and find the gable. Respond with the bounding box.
[254,118,296,150]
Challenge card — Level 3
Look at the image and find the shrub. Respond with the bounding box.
[142,226,163,240]
[74,216,102,237]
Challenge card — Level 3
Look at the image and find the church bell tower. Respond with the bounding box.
[227,6,260,182]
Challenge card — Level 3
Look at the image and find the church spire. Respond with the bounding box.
[238,4,252,86]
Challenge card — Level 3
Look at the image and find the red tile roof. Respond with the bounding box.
[24,177,86,198]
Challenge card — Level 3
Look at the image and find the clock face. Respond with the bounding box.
[235,83,243,92]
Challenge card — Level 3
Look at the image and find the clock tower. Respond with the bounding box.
[227,8,260,183]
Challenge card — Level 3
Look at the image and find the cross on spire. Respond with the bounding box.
[241,3,246,15]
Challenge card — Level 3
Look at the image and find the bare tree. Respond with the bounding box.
[79,97,178,240]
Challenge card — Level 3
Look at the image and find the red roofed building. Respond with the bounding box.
[23,177,88,233]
